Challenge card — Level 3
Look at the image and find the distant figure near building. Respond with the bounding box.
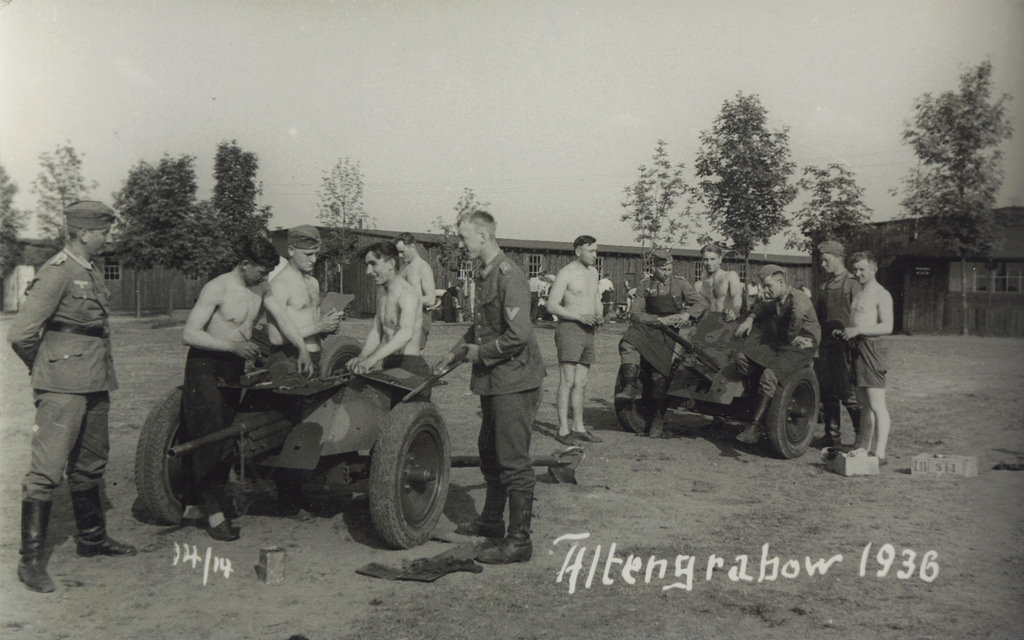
[267,225,341,375]
[545,235,603,445]
[598,272,615,320]
[840,251,894,464]
[815,240,862,448]
[395,233,437,349]
[698,243,743,322]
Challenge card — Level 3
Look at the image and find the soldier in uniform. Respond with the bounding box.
[616,249,707,437]
[438,210,546,564]
[733,264,821,444]
[815,240,863,448]
[7,201,136,594]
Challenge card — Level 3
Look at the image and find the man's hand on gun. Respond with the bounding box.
[296,350,314,377]
[435,343,471,374]
[231,340,261,361]
[656,312,691,329]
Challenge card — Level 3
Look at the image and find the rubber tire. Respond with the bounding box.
[320,335,362,376]
[134,386,187,525]
[368,402,451,549]
[765,367,819,459]
[614,367,648,433]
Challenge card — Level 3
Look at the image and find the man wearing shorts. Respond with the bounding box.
[395,233,437,350]
[840,251,893,463]
[544,235,602,444]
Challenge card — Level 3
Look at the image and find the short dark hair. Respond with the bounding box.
[573,235,596,249]
[701,242,725,257]
[239,234,280,270]
[850,251,877,266]
[360,241,400,265]
[395,232,416,246]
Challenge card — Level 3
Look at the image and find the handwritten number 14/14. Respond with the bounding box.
[173,542,234,585]
[859,543,938,582]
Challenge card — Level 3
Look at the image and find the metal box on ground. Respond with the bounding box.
[821,448,880,476]
[911,454,978,478]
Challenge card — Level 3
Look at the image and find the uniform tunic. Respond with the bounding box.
[463,251,546,494]
[816,271,860,407]
[736,288,820,395]
[8,249,117,501]
[619,274,707,376]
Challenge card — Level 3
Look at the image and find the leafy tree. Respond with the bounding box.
[695,93,798,274]
[1,163,25,281]
[897,60,1013,335]
[317,157,371,292]
[212,140,272,243]
[433,187,491,279]
[620,140,692,264]
[31,142,99,243]
[114,155,200,316]
[787,163,872,255]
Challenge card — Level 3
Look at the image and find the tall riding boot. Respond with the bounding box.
[19,500,55,593]
[71,486,137,557]
[455,482,506,538]
[617,364,641,399]
[477,490,533,564]
[736,393,773,444]
[647,399,668,438]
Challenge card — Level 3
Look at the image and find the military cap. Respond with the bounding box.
[758,264,787,281]
[287,225,321,250]
[817,240,845,257]
[651,249,672,265]
[64,200,115,230]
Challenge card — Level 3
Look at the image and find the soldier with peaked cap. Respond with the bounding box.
[616,249,707,437]
[815,240,863,448]
[438,210,546,564]
[733,264,821,444]
[7,200,137,594]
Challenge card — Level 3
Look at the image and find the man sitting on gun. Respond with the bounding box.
[616,249,707,437]
[733,264,820,444]
[346,241,431,378]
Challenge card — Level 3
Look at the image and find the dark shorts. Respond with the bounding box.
[555,321,595,365]
[852,337,887,388]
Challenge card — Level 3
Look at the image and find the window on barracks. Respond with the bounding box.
[950,261,1023,293]
[458,259,474,283]
[527,254,543,278]
[103,259,120,281]
[694,260,705,282]
[995,262,1023,293]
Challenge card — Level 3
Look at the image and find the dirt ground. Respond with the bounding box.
[1,314,1022,640]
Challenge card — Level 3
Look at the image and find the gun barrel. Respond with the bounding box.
[167,411,289,458]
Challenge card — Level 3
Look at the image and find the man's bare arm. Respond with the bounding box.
[417,262,437,309]
[727,272,743,317]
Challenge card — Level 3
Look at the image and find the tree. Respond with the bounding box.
[114,155,200,316]
[897,60,1013,335]
[695,93,798,274]
[31,142,98,242]
[212,140,272,241]
[620,140,692,265]
[1,163,25,282]
[787,163,872,254]
[317,157,371,292]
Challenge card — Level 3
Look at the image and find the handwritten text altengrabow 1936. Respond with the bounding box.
[551,533,939,595]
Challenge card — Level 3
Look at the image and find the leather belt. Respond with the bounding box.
[47,321,109,339]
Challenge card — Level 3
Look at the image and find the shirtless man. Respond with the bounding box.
[699,243,743,321]
[267,225,341,374]
[181,235,313,540]
[347,241,427,376]
[840,251,894,464]
[544,235,602,444]
[395,233,437,349]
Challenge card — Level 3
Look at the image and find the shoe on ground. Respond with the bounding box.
[206,521,240,542]
[554,432,577,446]
[735,423,763,444]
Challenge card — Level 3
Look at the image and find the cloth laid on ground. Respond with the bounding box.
[356,544,482,582]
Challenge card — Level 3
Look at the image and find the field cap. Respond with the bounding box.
[64,201,114,230]
[287,225,321,250]
[758,264,787,281]
[817,240,845,257]
[651,250,672,265]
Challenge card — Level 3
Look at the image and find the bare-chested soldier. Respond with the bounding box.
[181,235,313,541]
[699,243,743,321]
[395,233,437,350]
[840,251,894,465]
[544,235,602,444]
[347,241,429,377]
[266,225,341,373]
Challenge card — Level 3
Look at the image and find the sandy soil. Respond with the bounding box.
[1,315,1022,640]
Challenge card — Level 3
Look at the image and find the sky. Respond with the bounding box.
[1,0,1022,254]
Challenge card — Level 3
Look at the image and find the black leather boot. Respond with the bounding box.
[647,400,668,438]
[71,487,137,557]
[477,490,532,564]
[19,500,55,593]
[617,364,641,399]
[736,393,773,444]
[455,482,506,538]
[821,398,841,447]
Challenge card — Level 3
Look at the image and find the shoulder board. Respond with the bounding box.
[48,252,68,266]
[499,261,512,274]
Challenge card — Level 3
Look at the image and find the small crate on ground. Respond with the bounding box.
[912,454,978,478]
